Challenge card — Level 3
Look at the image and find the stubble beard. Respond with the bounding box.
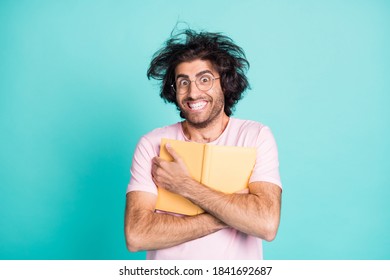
[181,95,225,129]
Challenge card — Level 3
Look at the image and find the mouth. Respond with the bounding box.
[186,100,208,111]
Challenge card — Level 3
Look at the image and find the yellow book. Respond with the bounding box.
[155,138,257,216]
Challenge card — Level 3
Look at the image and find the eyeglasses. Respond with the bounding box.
[171,73,220,95]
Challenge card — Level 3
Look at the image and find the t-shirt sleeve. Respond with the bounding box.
[126,136,158,196]
[249,126,282,189]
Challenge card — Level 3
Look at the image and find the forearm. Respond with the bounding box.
[181,180,281,241]
[125,194,225,251]
[150,149,282,242]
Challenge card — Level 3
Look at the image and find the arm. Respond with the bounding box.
[177,180,281,241]
[124,190,226,252]
[152,144,282,241]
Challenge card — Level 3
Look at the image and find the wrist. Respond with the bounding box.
[178,177,199,198]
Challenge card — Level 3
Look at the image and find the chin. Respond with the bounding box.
[185,113,218,129]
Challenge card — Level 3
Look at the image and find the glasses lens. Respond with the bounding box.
[175,78,189,94]
[173,74,216,94]
[196,74,213,91]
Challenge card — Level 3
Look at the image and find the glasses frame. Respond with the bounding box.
[171,74,220,95]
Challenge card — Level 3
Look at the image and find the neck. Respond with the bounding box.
[182,114,230,143]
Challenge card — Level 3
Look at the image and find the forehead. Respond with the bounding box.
[175,59,217,77]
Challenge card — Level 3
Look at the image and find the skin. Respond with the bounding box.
[125,59,282,252]
[175,60,227,134]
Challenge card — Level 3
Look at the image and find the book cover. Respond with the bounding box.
[155,138,205,216]
[155,138,256,216]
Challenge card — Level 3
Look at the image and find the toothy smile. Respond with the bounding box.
[187,101,207,111]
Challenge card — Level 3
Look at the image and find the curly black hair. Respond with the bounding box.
[147,29,250,117]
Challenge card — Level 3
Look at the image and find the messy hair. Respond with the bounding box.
[147,28,250,117]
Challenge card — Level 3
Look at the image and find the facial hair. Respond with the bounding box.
[180,93,225,129]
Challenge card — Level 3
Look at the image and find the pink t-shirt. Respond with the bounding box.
[127,117,282,259]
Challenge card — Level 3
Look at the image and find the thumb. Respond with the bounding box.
[165,143,182,163]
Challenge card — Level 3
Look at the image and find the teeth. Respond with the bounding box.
[188,101,207,110]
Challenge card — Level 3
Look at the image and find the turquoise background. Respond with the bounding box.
[1,0,389,260]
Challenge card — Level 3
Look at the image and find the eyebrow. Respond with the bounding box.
[176,70,214,79]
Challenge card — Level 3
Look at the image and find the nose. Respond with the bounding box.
[186,80,203,97]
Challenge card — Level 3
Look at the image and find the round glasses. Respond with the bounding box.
[171,73,220,95]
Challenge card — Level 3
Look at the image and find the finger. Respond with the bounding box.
[151,172,158,185]
[151,164,162,186]
[152,156,164,167]
[151,157,162,177]
[165,143,183,163]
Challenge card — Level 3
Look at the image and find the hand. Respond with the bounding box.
[151,143,192,195]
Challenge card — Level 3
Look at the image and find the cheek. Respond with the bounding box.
[213,88,225,104]
[176,95,182,106]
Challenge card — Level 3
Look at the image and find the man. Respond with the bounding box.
[125,29,282,260]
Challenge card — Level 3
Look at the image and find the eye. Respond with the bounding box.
[178,79,190,87]
[199,75,211,84]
